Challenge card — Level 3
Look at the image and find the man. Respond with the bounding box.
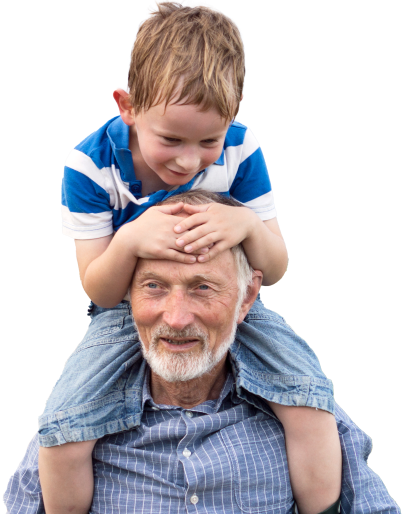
[4,192,400,514]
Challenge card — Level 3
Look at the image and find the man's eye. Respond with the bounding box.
[198,284,209,290]
[147,283,158,289]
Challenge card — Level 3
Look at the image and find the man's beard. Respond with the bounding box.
[138,320,238,383]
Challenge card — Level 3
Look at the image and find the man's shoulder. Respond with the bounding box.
[334,404,369,435]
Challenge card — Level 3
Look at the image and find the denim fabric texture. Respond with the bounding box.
[38,296,334,447]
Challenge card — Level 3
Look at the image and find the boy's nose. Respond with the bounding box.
[162,290,195,330]
[176,148,200,173]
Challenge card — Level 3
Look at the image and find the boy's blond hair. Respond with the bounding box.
[128,2,244,121]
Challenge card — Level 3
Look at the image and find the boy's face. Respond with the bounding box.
[133,102,230,186]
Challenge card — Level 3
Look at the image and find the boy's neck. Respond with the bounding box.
[135,166,169,197]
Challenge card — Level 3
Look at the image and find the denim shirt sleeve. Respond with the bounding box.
[3,435,45,514]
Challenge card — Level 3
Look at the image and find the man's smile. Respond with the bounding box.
[160,337,200,351]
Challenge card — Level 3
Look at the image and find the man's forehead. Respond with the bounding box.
[134,251,236,283]
[135,268,222,283]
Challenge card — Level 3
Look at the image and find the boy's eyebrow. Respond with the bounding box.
[155,128,226,140]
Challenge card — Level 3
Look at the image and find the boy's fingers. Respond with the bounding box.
[178,232,218,252]
[165,249,197,264]
[174,213,209,234]
[196,241,226,262]
[156,202,184,215]
[182,204,210,214]
[174,213,207,233]
[175,245,210,255]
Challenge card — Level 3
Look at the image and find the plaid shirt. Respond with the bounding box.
[4,370,400,514]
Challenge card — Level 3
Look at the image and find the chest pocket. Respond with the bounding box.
[220,419,294,513]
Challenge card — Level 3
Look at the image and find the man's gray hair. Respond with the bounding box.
[157,190,254,303]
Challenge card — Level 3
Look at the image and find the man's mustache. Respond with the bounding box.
[150,323,209,347]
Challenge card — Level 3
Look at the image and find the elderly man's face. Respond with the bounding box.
[131,249,246,382]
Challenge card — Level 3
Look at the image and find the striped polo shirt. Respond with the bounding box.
[61,116,276,239]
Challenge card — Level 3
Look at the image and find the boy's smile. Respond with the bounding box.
[118,93,230,194]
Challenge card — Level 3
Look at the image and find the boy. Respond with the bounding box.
[38,3,341,514]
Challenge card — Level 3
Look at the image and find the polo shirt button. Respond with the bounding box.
[185,411,193,418]
[190,494,199,504]
[182,448,191,458]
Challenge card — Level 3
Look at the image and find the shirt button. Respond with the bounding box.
[151,406,159,411]
[182,448,191,458]
[185,411,194,418]
[190,494,199,504]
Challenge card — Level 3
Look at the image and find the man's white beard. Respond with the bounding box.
[138,320,238,383]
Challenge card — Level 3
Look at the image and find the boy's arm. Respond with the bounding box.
[75,234,137,308]
[77,203,200,308]
[243,216,288,286]
[174,203,288,286]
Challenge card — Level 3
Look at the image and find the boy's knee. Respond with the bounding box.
[268,403,338,438]
[39,439,97,467]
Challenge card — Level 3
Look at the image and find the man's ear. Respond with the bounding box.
[113,89,136,126]
[237,270,263,324]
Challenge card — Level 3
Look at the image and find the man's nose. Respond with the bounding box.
[176,147,200,172]
[162,290,195,330]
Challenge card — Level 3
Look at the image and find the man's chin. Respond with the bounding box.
[140,323,237,383]
[142,346,216,382]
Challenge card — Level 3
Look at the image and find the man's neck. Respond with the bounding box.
[150,357,228,409]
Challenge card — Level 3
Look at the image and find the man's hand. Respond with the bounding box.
[119,202,209,264]
[173,203,256,262]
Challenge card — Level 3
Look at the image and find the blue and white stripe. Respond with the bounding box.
[61,117,276,239]
[4,373,400,514]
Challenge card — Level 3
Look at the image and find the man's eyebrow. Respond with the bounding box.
[136,271,164,281]
[191,273,222,284]
[136,271,222,283]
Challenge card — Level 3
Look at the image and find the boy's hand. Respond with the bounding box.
[173,203,256,262]
[119,202,209,264]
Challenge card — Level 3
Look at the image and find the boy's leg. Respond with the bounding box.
[39,440,97,514]
[232,297,341,514]
[270,404,342,514]
[39,302,140,446]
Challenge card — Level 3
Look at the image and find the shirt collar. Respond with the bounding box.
[214,149,225,166]
[106,116,137,183]
[142,365,236,413]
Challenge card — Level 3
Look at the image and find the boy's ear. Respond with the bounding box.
[113,89,136,126]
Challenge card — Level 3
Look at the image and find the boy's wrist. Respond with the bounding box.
[243,207,263,242]
[113,224,140,261]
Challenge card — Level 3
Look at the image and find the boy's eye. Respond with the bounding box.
[163,136,217,145]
